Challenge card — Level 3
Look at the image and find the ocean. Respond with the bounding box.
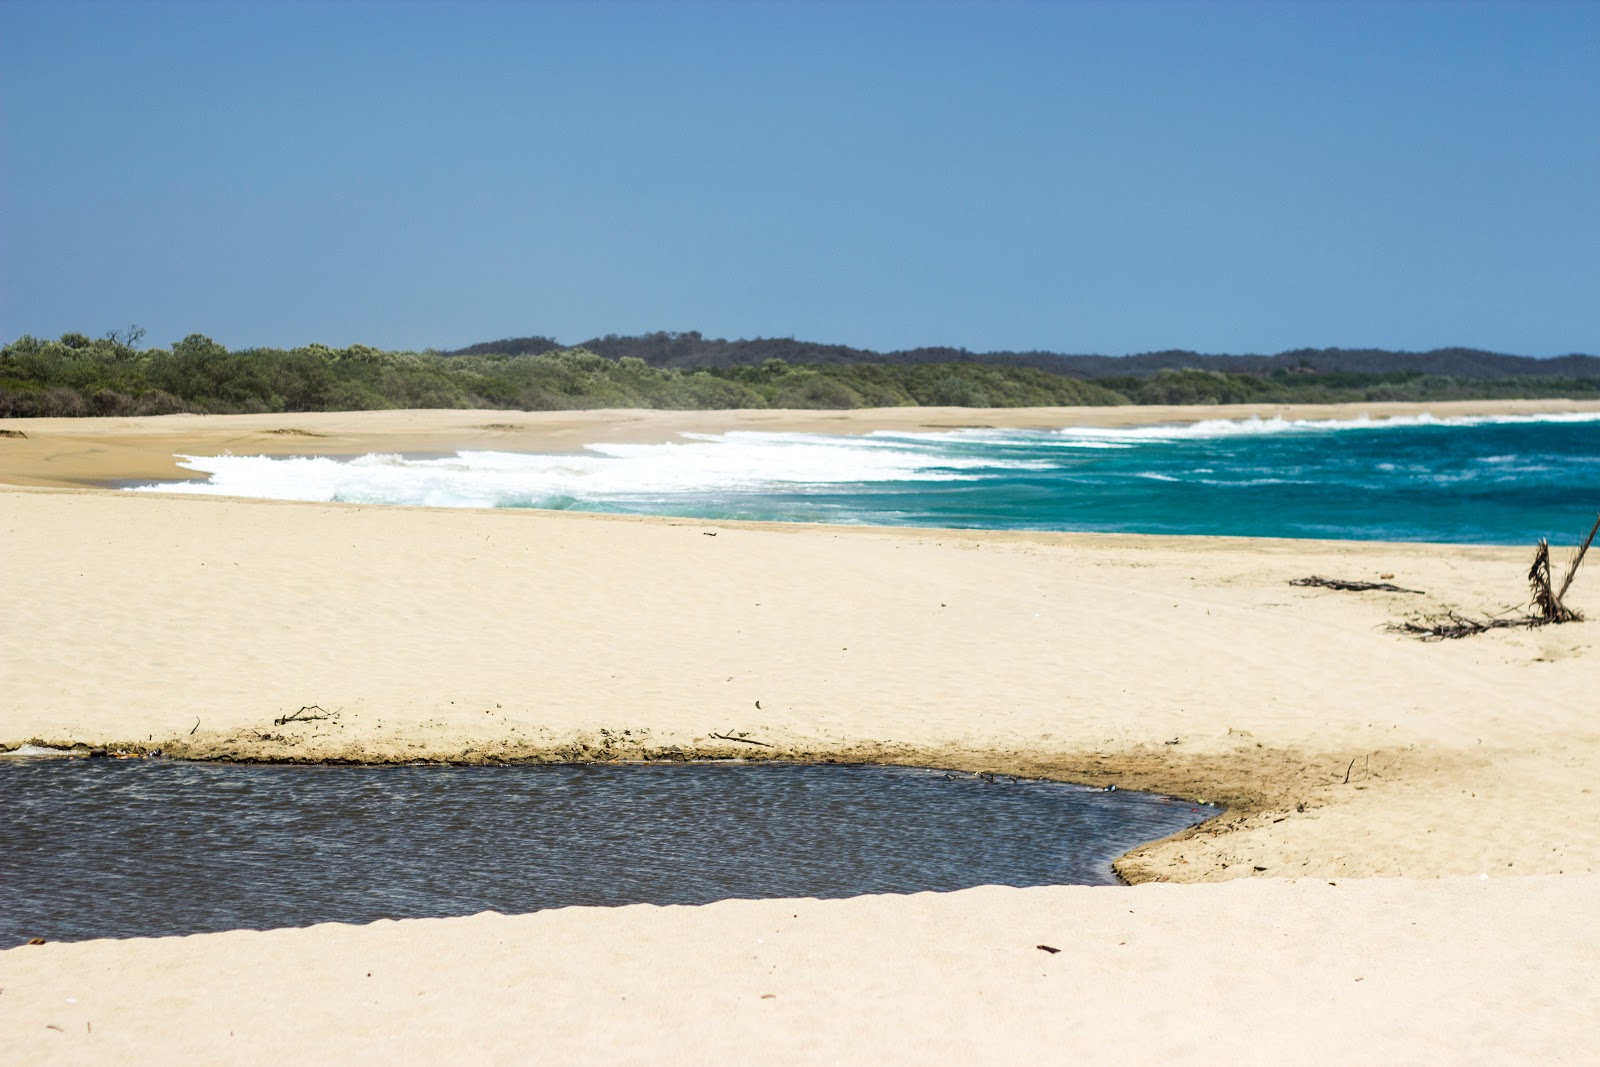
[130,412,1600,545]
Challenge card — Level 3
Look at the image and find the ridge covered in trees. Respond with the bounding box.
[2,329,1597,418]
[444,331,1600,379]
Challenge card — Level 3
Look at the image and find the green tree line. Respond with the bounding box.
[2,332,1596,418]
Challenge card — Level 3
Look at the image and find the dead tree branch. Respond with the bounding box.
[1391,514,1596,639]
[1528,539,1566,621]
[1290,576,1424,594]
[274,705,332,726]
[710,730,774,748]
[1554,513,1600,610]
[1389,610,1540,641]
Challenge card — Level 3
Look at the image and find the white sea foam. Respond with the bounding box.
[122,412,1595,512]
[129,431,1052,508]
[1046,411,1600,443]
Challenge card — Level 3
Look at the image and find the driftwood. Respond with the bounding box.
[1391,514,1598,640]
[274,704,332,726]
[710,730,774,747]
[1389,611,1534,641]
[1290,576,1424,594]
[1531,514,1599,623]
[1556,515,1599,604]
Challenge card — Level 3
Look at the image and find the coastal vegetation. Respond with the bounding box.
[3,331,1597,417]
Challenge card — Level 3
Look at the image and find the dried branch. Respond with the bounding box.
[1527,515,1595,624]
[1554,513,1600,607]
[1392,514,1596,639]
[710,730,774,748]
[1528,539,1565,621]
[1290,576,1424,594]
[274,705,332,726]
[1388,611,1540,641]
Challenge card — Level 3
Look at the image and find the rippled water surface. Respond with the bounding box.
[0,760,1216,945]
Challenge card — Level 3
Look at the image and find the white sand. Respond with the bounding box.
[2,403,1597,1064]
[6,878,1596,1065]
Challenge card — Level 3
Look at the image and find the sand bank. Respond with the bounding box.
[2,405,1597,1063]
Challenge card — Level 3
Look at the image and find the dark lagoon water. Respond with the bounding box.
[129,413,1600,544]
[0,760,1216,945]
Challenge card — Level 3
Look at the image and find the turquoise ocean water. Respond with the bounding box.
[134,413,1600,545]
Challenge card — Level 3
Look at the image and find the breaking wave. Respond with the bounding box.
[127,413,1600,543]
[132,432,1051,509]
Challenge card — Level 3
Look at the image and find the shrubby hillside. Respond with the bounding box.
[445,331,1600,379]
[2,331,1596,417]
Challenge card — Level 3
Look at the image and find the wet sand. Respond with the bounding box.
[2,402,1597,1064]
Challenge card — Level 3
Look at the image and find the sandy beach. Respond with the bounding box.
[2,401,1598,1064]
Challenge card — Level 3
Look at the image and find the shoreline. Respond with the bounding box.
[3,403,1597,1062]
[3,397,1598,488]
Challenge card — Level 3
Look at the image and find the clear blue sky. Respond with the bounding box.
[3,0,1596,356]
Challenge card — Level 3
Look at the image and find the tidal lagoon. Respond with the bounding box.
[0,760,1217,945]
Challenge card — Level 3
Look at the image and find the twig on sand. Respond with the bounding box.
[274,705,332,727]
[710,730,774,748]
[190,717,200,735]
[1290,576,1424,594]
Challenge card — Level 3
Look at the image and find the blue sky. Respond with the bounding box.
[2,1,1596,356]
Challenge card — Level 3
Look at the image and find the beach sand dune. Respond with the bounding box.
[2,404,1596,1063]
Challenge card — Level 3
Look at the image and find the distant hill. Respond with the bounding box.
[7,329,1596,417]
[440,332,1600,379]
